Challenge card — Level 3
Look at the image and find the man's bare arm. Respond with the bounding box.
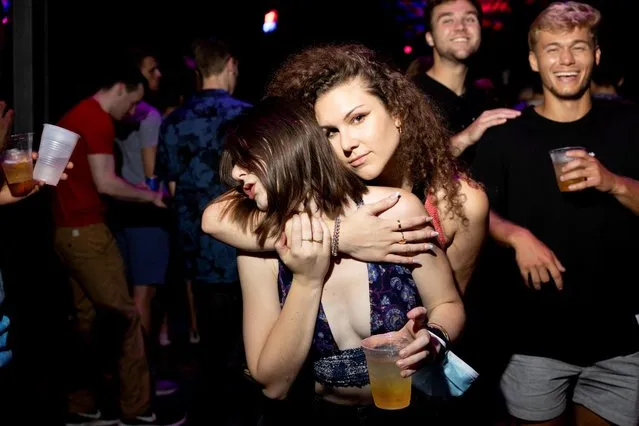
[88,154,164,206]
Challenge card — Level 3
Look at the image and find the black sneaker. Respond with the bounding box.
[65,409,119,426]
[120,410,187,426]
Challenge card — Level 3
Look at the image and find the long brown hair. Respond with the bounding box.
[266,43,466,222]
[218,97,368,246]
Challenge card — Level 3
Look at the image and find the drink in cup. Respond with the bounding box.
[145,176,159,191]
[1,133,36,197]
[549,146,587,192]
[361,332,412,410]
[33,124,80,186]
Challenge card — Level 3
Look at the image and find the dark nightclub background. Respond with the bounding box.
[2,0,638,120]
[0,0,637,420]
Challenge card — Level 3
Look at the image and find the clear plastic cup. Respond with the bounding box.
[361,332,412,410]
[549,146,586,192]
[33,124,80,185]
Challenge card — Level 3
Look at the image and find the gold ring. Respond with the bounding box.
[398,231,406,244]
[397,219,402,230]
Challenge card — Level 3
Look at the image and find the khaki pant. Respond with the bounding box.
[55,223,151,417]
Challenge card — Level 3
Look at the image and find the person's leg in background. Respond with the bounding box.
[66,276,101,416]
[55,224,152,422]
[158,312,171,347]
[189,281,212,423]
[134,285,156,334]
[55,228,102,423]
[158,227,180,348]
[159,214,198,348]
[573,406,610,426]
[119,227,171,333]
[186,280,199,344]
[122,226,180,400]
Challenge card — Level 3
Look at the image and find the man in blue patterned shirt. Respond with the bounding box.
[155,38,250,418]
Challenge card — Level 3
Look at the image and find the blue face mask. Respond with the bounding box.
[411,331,479,398]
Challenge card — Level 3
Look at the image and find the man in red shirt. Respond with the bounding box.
[54,59,168,426]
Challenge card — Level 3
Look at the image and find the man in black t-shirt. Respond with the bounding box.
[472,3,639,426]
[413,0,521,165]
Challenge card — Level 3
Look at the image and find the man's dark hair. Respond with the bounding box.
[95,53,146,92]
[127,46,158,69]
[424,0,483,33]
[191,38,236,79]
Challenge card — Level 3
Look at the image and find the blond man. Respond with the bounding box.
[472,3,639,425]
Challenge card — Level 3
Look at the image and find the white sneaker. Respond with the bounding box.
[155,379,179,397]
[65,409,119,426]
[158,330,171,347]
[189,330,200,344]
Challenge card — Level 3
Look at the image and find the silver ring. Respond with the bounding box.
[588,152,595,157]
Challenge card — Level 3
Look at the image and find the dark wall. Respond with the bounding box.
[45,0,406,120]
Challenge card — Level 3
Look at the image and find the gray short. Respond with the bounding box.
[500,352,639,426]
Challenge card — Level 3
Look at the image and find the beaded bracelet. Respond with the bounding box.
[331,216,341,257]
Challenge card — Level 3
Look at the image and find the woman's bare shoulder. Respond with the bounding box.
[437,177,488,233]
[363,186,427,219]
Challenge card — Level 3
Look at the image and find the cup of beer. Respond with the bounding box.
[33,124,80,186]
[361,332,412,410]
[549,146,587,192]
[1,133,36,197]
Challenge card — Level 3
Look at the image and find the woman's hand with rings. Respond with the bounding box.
[276,212,331,285]
[339,192,438,264]
[397,219,407,245]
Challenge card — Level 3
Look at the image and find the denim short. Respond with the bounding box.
[116,227,170,286]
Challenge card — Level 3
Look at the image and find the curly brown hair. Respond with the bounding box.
[266,43,466,222]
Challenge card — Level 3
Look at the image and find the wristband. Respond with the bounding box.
[426,323,450,352]
[331,216,341,257]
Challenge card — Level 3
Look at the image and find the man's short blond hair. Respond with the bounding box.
[528,1,601,51]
